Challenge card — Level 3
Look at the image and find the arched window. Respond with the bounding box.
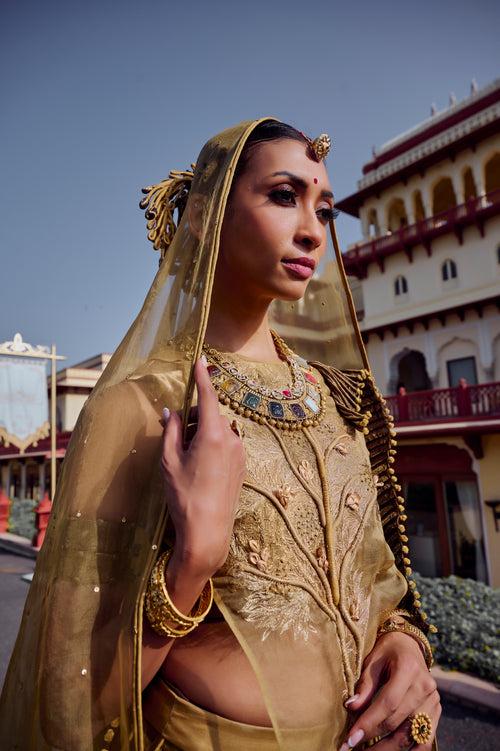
[386,198,408,232]
[442,259,457,281]
[484,152,500,194]
[432,177,457,215]
[394,275,408,296]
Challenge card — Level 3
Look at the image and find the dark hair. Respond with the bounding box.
[233,120,309,181]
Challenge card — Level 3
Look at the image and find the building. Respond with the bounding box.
[0,354,111,503]
[336,79,500,587]
[2,81,499,581]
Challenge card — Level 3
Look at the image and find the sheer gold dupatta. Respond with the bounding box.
[0,118,432,751]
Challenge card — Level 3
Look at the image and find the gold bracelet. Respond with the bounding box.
[144,549,214,638]
[377,614,434,670]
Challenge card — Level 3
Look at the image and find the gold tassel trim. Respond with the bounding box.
[139,165,196,262]
[310,361,437,639]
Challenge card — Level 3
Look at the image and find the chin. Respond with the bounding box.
[268,281,310,303]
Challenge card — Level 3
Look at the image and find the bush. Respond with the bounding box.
[8,497,37,541]
[413,571,500,687]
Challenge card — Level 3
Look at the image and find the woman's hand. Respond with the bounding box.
[339,631,441,750]
[161,356,246,580]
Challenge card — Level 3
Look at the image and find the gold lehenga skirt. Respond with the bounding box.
[141,675,332,751]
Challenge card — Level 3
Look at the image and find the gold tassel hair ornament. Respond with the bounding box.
[140,164,196,263]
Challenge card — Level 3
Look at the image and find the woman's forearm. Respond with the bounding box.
[141,552,211,690]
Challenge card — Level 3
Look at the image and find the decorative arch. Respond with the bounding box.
[462,166,477,202]
[437,336,480,386]
[432,176,457,215]
[386,197,408,232]
[484,152,500,194]
[437,335,478,360]
[389,348,432,394]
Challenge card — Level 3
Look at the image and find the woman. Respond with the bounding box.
[0,119,441,750]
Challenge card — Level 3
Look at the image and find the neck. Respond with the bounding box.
[204,283,281,363]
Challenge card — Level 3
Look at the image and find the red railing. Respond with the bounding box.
[385,381,500,424]
[343,189,500,276]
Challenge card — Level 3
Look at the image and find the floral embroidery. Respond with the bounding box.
[247,539,270,572]
[239,576,317,641]
[298,459,314,482]
[345,491,361,511]
[210,359,400,671]
[372,474,384,488]
[273,483,296,509]
[315,545,329,573]
[349,597,360,621]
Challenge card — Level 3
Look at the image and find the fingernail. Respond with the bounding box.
[162,407,170,421]
[344,693,360,706]
[347,728,365,747]
[201,354,208,367]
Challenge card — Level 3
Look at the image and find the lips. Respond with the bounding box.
[281,256,316,280]
[282,256,316,270]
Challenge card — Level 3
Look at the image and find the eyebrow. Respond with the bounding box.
[270,171,334,200]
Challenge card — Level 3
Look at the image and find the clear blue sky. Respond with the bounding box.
[1,0,498,370]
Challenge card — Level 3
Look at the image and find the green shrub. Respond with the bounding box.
[8,497,37,541]
[413,571,500,687]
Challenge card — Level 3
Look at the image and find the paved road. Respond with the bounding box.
[0,550,499,748]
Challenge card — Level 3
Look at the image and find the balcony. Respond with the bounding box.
[385,381,500,428]
[343,189,500,279]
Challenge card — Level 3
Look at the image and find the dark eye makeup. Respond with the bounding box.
[268,188,339,223]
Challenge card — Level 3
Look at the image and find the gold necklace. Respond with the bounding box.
[202,330,325,430]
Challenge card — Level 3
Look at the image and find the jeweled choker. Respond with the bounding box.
[202,330,325,430]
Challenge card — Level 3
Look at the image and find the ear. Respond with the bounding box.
[186,192,206,240]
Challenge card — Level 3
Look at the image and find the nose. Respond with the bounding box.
[295,207,323,252]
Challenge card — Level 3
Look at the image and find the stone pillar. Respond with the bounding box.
[424,332,439,386]
[37,460,46,501]
[359,207,370,240]
[19,461,27,500]
[1,464,11,496]
[420,183,433,219]
[476,320,493,377]
[451,170,465,205]
[471,162,486,202]
[404,195,415,225]
[379,205,388,235]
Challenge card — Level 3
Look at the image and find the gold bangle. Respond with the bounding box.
[377,617,434,670]
[145,549,214,638]
[378,607,413,622]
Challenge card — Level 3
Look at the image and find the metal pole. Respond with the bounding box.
[51,344,57,500]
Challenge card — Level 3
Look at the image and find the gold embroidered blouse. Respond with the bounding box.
[191,353,410,745]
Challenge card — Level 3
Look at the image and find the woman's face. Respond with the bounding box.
[217,138,335,305]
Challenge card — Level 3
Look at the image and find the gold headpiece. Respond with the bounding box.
[310,134,331,161]
[140,164,196,262]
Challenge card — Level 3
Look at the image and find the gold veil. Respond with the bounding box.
[0,118,430,750]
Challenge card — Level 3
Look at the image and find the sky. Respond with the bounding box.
[1,0,499,371]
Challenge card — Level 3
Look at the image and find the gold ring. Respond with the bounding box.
[408,712,432,745]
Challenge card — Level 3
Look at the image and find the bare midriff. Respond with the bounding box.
[160,621,273,726]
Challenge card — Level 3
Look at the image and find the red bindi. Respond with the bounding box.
[313,178,318,184]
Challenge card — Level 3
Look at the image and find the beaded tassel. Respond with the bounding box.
[310,362,438,639]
